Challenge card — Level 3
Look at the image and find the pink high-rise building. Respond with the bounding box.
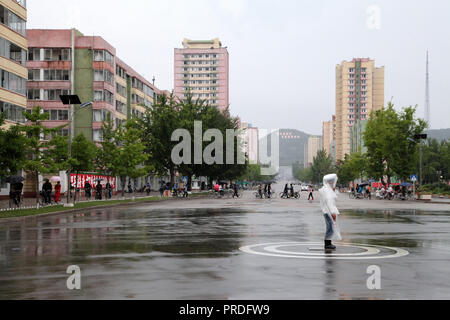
[174,38,229,113]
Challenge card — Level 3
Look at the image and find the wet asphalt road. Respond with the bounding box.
[1,187,450,300]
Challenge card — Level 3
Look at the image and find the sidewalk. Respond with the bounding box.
[0,191,163,210]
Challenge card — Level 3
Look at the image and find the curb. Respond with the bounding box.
[0,194,210,224]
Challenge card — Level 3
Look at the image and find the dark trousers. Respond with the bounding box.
[308,192,314,200]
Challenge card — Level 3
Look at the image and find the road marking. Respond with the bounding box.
[264,243,380,256]
[239,242,409,260]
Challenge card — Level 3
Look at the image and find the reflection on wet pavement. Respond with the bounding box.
[0,203,450,299]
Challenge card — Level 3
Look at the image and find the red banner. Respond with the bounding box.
[70,174,116,189]
[371,182,400,189]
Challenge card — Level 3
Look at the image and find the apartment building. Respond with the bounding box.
[0,0,27,128]
[322,115,336,160]
[27,29,161,143]
[174,38,229,113]
[304,135,323,168]
[335,58,384,161]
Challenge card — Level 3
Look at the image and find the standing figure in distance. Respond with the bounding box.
[96,181,103,200]
[308,186,314,201]
[84,181,92,200]
[319,174,342,250]
[54,181,62,203]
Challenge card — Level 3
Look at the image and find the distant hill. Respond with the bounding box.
[425,128,450,142]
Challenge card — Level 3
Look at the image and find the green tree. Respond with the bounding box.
[0,115,28,179]
[363,103,427,184]
[310,149,335,184]
[173,94,208,190]
[139,93,180,186]
[419,139,450,184]
[70,134,98,202]
[195,106,247,184]
[96,116,117,179]
[113,119,149,197]
[20,106,67,206]
[336,152,367,185]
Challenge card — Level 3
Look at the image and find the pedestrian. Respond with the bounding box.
[366,185,372,200]
[128,182,133,193]
[9,181,23,207]
[42,179,52,204]
[319,174,342,250]
[84,181,92,200]
[105,181,112,199]
[54,181,61,203]
[146,183,151,196]
[308,186,314,201]
[258,184,263,199]
[184,183,189,198]
[233,183,239,198]
[268,184,272,198]
[96,181,103,200]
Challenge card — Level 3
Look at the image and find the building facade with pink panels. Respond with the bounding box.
[27,28,162,143]
[174,38,229,113]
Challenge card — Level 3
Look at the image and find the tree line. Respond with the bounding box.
[0,93,255,202]
[293,104,448,187]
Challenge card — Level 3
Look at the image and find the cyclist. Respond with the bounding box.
[283,184,289,198]
[258,184,263,199]
[290,184,295,198]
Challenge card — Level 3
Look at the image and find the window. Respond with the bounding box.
[43,48,71,61]
[94,69,114,84]
[116,100,126,114]
[28,48,40,61]
[131,93,144,104]
[144,84,154,97]
[93,129,103,142]
[43,89,70,101]
[44,109,68,121]
[0,38,26,65]
[44,69,70,81]
[93,109,111,122]
[27,89,40,100]
[0,5,26,36]
[0,100,25,123]
[116,83,126,97]
[132,78,144,91]
[94,50,114,65]
[115,118,125,129]
[116,65,126,79]
[28,69,40,81]
[0,69,26,95]
[94,90,114,105]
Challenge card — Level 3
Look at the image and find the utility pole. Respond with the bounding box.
[425,51,430,128]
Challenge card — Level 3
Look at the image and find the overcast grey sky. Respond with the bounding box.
[28,0,450,135]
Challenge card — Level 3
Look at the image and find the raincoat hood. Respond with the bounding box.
[323,174,338,190]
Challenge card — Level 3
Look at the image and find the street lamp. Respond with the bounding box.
[60,95,92,207]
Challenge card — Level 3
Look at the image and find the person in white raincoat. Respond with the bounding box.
[319,174,342,250]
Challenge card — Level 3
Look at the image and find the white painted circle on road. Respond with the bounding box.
[264,243,380,256]
[239,242,409,260]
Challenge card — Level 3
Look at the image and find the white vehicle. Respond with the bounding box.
[301,185,309,192]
